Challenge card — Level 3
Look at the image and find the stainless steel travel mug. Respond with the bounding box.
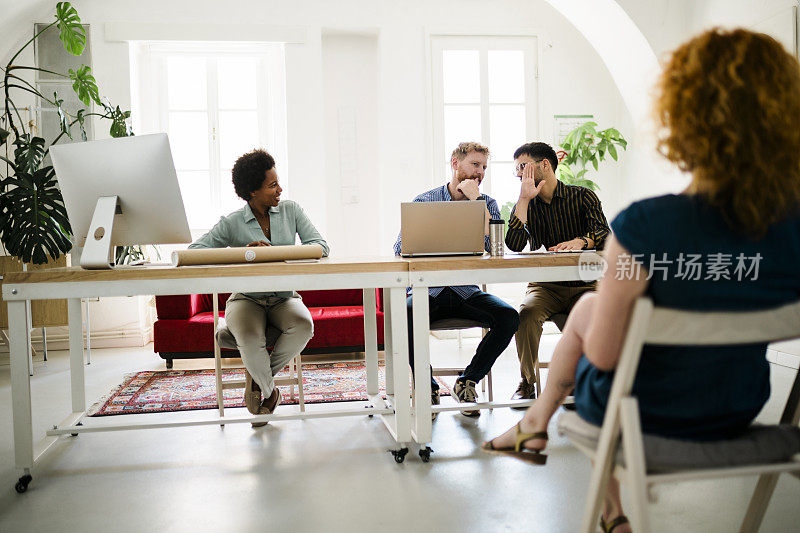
[489,219,505,257]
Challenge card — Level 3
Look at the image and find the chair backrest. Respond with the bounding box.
[612,298,800,425]
[299,288,382,309]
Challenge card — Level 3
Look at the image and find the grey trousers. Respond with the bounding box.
[224,293,314,395]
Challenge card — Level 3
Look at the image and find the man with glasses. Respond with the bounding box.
[506,142,610,405]
[394,142,519,418]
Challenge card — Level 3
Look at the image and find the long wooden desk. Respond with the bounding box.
[2,256,415,491]
[2,252,600,490]
[405,252,603,446]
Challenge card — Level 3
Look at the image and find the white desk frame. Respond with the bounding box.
[3,260,414,489]
[407,253,603,446]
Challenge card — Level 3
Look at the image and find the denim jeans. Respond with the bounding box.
[406,287,520,391]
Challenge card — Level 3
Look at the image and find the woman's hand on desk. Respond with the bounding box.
[247,240,271,247]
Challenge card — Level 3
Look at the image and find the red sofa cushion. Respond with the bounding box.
[185,290,382,313]
[300,289,363,307]
[153,294,385,354]
[155,295,193,319]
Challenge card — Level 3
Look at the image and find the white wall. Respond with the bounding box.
[0,0,647,344]
[5,0,727,345]
[322,31,380,257]
[65,0,632,250]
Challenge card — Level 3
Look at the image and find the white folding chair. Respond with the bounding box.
[561,297,800,533]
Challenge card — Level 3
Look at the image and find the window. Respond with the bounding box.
[34,23,95,148]
[134,43,287,234]
[431,36,538,210]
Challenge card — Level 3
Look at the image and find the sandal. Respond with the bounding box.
[600,515,629,533]
[480,421,548,464]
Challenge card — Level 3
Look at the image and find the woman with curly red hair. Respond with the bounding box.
[483,28,800,532]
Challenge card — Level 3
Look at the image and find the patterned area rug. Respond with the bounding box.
[88,362,451,416]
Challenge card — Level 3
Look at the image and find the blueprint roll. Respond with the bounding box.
[171,244,324,266]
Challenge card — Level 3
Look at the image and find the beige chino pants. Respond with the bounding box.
[515,281,596,384]
[224,293,314,395]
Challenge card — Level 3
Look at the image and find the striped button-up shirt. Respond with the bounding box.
[394,183,501,299]
[505,180,610,286]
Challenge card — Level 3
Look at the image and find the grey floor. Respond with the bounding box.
[0,334,798,533]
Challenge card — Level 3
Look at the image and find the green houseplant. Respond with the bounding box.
[499,121,627,222]
[556,121,627,191]
[0,2,132,265]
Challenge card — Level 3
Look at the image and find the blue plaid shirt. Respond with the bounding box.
[393,183,501,299]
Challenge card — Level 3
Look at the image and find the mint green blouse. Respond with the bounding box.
[189,200,329,298]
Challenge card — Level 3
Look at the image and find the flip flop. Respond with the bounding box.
[480,421,548,465]
[600,515,629,533]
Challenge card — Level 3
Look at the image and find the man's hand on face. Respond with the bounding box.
[247,240,271,247]
[548,238,585,252]
[519,163,545,201]
[456,178,481,201]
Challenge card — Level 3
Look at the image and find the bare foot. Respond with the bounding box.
[485,414,548,451]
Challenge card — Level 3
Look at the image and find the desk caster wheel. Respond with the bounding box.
[71,421,83,437]
[390,447,409,463]
[15,475,32,493]
[365,405,374,418]
[419,446,433,462]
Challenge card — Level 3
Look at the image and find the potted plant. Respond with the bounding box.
[499,121,627,221]
[556,121,627,191]
[0,2,132,265]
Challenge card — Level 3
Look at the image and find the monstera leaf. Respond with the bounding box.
[55,2,85,55]
[53,92,72,139]
[104,103,132,138]
[13,136,47,174]
[75,109,88,141]
[0,165,72,264]
[69,65,101,106]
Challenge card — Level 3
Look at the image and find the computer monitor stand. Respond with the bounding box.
[80,195,119,269]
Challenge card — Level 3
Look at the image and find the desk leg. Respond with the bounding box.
[68,299,86,413]
[383,290,394,396]
[412,289,432,444]
[84,299,92,365]
[9,300,33,474]
[26,300,33,376]
[212,295,224,418]
[388,287,411,443]
[363,289,379,396]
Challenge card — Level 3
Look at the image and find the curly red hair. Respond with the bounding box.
[655,28,800,237]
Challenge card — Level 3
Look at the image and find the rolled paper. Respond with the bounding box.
[171,244,324,266]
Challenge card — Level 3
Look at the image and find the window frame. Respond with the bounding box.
[135,42,287,233]
[429,34,540,201]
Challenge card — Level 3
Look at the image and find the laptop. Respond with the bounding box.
[400,200,485,257]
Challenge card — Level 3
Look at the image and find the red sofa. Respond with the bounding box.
[153,289,385,368]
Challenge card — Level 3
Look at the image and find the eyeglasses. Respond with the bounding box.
[514,159,543,175]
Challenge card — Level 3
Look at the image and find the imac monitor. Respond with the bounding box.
[50,133,191,269]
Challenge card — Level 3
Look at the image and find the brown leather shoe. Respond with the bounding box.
[261,387,282,414]
[510,379,535,410]
[244,370,262,415]
[251,387,282,428]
